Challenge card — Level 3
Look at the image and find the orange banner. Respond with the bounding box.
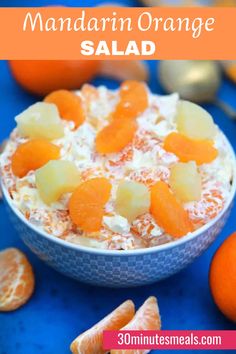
[0,7,236,59]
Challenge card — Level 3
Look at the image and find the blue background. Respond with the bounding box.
[0,1,236,354]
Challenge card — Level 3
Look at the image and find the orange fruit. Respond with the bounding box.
[11,139,60,178]
[224,63,236,83]
[215,0,236,6]
[209,232,236,322]
[96,119,137,154]
[150,181,193,238]
[0,248,34,311]
[70,300,135,354]
[9,60,99,96]
[164,132,218,165]
[44,90,85,129]
[111,296,161,354]
[113,80,148,120]
[120,80,146,97]
[69,178,112,232]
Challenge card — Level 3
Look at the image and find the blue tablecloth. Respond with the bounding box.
[0,2,236,354]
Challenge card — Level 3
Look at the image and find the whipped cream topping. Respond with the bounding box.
[0,86,234,250]
[103,215,130,234]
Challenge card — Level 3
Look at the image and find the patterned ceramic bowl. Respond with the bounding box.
[2,140,236,288]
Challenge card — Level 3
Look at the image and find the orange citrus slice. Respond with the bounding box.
[11,139,60,178]
[96,119,137,154]
[70,300,135,354]
[164,132,218,165]
[111,296,161,354]
[186,183,225,227]
[113,80,148,120]
[69,178,112,232]
[0,248,34,311]
[44,89,85,129]
[150,181,193,238]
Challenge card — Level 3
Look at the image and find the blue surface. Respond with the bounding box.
[1,1,236,354]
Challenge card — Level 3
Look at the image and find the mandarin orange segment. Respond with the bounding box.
[0,248,34,311]
[69,178,112,232]
[11,139,60,178]
[113,80,148,120]
[164,132,218,165]
[70,300,135,354]
[96,119,137,154]
[185,182,225,228]
[150,181,193,238]
[111,297,161,354]
[44,89,85,129]
[120,80,148,102]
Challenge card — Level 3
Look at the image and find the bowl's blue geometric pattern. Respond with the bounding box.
[6,199,232,288]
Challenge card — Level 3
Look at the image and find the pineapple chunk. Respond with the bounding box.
[16,102,64,140]
[115,180,150,222]
[169,161,202,202]
[35,160,80,205]
[176,100,216,140]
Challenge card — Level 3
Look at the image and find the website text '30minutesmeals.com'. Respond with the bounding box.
[103,330,236,351]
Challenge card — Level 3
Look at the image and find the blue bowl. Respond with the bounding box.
[2,138,236,288]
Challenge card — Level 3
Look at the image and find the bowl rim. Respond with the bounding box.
[1,133,236,257]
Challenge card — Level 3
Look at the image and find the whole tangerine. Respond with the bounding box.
[224,63,236,84]
[209,232,236,322]
[9,60,99,96]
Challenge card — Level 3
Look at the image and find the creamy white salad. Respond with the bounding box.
[0,85,234,250]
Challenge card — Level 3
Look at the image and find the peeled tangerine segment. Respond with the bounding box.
[176,100,217,140]
[164,132,218,165]
[15,102,64,140]
[170,161,202,202]
[113,80,148,120]
[96,119,137,154]
[150,181,193,238]
[111,298,161,346]
[44,89,85,129]
[70,300,135,354]
[111,297,161,354]
[11,139,60,178]
[0,248,34,312]
[69,178,112,232]
[115,180,150,222]
[35,160,81,205]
